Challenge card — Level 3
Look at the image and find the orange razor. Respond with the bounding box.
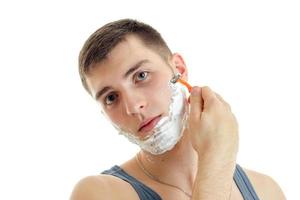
[170,73,193,93]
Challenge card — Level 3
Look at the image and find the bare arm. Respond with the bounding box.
[188,86,239,199]
[245,169,286,200]
[70,175,139,200]
[70,176,111,200]
[192,159,236,199]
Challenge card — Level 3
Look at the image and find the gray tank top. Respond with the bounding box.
[102,164,260,200]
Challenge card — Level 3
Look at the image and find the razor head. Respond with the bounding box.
[170,73,181,84]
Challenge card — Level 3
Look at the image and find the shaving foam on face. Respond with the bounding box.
[115,82,188,155]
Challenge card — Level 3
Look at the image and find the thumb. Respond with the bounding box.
[189,86,203,120]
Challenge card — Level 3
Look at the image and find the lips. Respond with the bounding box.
[138,115,162,134]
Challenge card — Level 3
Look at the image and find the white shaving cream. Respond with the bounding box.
[115,82,188,155]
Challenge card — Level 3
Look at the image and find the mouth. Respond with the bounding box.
[138,115,162,135]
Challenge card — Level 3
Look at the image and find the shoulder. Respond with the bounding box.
[70,174,139,200]
[243,167,286,200]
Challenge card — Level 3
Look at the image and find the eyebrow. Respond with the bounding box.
[94,59,150,100]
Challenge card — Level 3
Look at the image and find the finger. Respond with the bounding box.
[215,92,231,111]
[189,86,203,120]
[201,86,219,110]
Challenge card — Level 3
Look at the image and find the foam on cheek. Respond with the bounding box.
[114,82,188,155]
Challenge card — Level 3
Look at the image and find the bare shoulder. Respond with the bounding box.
[70,174,139,200]
[243,168,286,200]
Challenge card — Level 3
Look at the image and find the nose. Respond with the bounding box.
[123,91,147,116]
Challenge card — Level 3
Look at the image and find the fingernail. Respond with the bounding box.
[191,87,199,96]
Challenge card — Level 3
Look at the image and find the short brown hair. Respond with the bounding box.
[78,18,172,95]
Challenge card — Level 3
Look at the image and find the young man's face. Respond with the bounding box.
[85,35,184,139]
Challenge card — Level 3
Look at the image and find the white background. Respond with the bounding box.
[0,0,299,199]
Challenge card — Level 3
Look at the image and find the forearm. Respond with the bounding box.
[188,86,239,199]
[192,158,236,200]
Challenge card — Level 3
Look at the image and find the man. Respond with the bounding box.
[71,19,285,200]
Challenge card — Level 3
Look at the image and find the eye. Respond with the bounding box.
[104,92,118,105]
[135,71,149,82]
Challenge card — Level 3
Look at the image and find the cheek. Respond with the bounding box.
[144,77,172,113]
[103,108,127,128]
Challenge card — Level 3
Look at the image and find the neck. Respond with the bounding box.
[138,130,198,190]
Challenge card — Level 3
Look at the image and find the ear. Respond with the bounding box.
[170,53,188,81]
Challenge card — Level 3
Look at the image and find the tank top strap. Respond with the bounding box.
[233,164,260,200]
[102,165,162,200]
[102,164,259,200]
